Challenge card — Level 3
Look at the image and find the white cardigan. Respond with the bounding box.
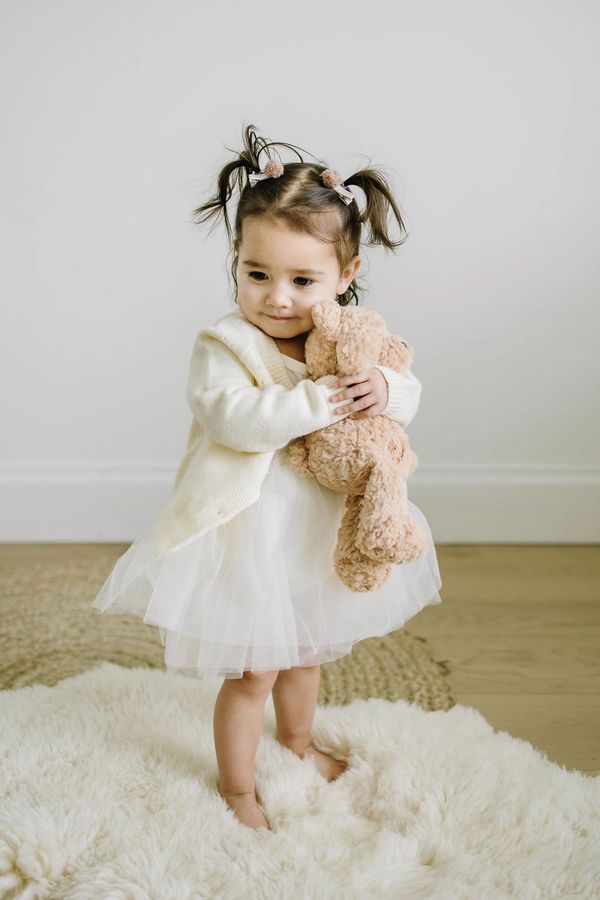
[147,306,422,556]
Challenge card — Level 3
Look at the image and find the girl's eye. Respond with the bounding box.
[247,272,314,287]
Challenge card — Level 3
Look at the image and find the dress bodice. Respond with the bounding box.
[279,352,308,384]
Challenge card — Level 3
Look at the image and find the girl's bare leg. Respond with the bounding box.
[272,664,348,780]
[213,668,279,830]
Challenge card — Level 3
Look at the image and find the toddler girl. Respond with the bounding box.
[92,123,443,832]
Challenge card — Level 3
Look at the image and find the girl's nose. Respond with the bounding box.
[266,289,291,309]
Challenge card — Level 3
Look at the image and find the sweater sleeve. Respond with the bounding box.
[187,334,354,453]
[373,364,422,428]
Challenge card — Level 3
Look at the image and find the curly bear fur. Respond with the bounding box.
[286,298,429,592]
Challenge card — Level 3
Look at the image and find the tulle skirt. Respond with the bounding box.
[92,448,443,680]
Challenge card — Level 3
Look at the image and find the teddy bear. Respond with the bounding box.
[286,298,429,592]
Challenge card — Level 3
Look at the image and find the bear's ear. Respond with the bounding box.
[311,298,342,338]
[382,334,415,370]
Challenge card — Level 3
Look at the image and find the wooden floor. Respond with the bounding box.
[2,543,598,776]
[414,544,600,776]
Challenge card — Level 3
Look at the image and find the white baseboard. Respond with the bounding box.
[0,461,598,543]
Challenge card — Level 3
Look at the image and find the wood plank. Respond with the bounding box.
[454,693,600,776]
[0,543,129,564]
[415,599,600,633]
[412,630,599,695]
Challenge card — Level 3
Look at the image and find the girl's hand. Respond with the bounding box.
[329,368,388,418]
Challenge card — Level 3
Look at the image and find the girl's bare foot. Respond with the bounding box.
[295,743,348,781]
[218,787,271,830]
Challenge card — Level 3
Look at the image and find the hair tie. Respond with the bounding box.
[320,168,355,205]
[248,159,284,186]
[247,160,355,206]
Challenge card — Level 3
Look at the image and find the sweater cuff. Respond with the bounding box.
[373,364,421,421]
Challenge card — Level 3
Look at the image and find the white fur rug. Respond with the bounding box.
[0,663,598,899]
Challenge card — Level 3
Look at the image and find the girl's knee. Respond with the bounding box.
[239,669,279,691]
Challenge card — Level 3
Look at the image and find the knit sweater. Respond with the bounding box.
[147,306,422,556]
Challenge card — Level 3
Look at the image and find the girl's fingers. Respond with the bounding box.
[331,376,371,403]
[338,392,378,416]
[331,371,381,413]
[330,365,387,416]
[334,372,369,389]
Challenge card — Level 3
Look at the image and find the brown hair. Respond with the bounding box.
[192,122,408,306]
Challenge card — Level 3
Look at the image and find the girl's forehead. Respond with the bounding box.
[239,217,337,266]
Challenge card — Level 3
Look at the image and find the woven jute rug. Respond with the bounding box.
[0,547,453,710]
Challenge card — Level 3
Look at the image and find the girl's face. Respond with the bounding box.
[235,216,361,344]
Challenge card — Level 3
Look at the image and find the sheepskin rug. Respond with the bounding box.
[1,662,598,899]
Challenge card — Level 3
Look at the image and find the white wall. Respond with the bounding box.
[1,0,598,542]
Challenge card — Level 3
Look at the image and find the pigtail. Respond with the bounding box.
[192,157,250,244]
[344,167,409,250]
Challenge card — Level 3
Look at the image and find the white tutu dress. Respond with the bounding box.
[92,353,443,680]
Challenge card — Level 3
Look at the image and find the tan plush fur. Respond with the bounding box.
[287,298,429,592]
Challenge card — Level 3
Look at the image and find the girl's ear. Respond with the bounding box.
[337,255,361,295]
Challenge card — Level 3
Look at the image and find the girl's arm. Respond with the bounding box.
[372,364,422,428]
[187,334,353,453]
